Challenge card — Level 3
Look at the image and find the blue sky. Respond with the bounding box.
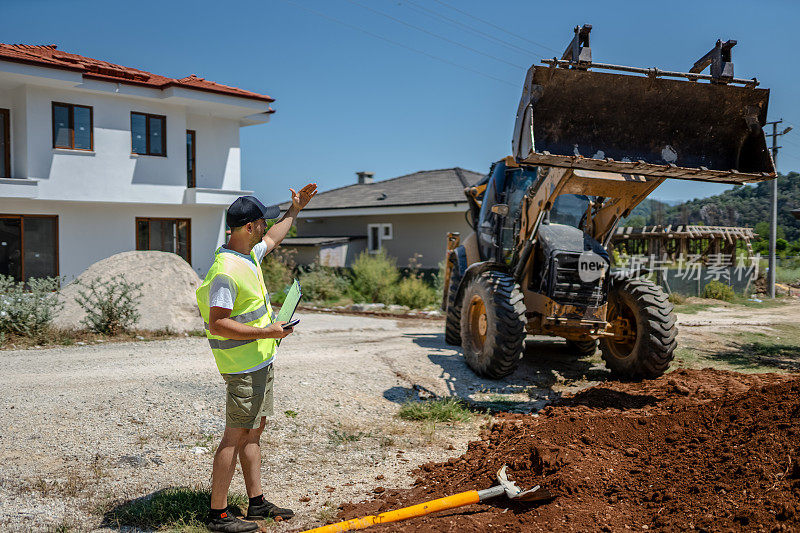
[4,0,800,203]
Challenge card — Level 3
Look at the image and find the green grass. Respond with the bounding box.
[776,265,800,285]
[674,297,788,314]
[398,398,472,423]
[730,297,788,309]
[722,324,800,371]
[284,409,298,418]
[674,324,800,373]
[104,486,252,532]
[673,303,714,315]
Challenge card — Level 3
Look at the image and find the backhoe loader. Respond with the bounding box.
[442,26,775,379]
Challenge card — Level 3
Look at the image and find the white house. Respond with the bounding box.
[0,44,274,282]
[275,168,483,269]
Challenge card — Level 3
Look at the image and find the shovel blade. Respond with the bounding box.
[512,65,774,183]
[516,485,554,502]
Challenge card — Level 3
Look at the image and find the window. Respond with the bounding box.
[367,223,392,253]
[136,218,190,264]
[0,215,58,281]
[52,102,93,150]
[131,112,166,156]
[186,130,196,187]
[0,108,9,177]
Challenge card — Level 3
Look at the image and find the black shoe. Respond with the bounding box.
[246,499,295,520]
[206,510,259,532]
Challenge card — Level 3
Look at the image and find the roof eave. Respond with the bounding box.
[0,54,275,104]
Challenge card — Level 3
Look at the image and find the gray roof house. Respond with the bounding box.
[276,168,483,268]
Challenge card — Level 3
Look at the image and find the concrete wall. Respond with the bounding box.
[185,113,241,190]
[22,86,242,202]
[0,64,271,282]
[295,212,473,268]
[0,199,226,280]
[0,84,243,201]
[0,85,27,178]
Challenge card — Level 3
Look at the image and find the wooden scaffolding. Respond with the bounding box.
[611,225,756,264]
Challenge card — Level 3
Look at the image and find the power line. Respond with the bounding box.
[401,0,539,60]
[345,0,525,69]
[779,151,800,163]
[780,134,800,148]
[430,0,561,55]
[279,0,517,87]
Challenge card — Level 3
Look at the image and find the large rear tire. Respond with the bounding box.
[600,278,677,379]
[444,253,463,346]
[460,271,526,379]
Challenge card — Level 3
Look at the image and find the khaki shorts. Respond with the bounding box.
[222,364,274,429]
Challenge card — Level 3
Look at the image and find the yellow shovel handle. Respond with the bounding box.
[301,490,481,533]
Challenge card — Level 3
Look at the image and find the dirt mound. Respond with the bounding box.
[337,369,800,532]
[55,251,203,333]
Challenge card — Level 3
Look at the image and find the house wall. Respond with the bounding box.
[296,211,472,268]
[22,86,242,202]
[185,113,241,191]
[0,84,242,201]
[282,240,367,268]
[0,199,226,280]
[0,85,27,178]
[0,79,261,281]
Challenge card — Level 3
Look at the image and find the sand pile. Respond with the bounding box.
[340,369,800,532]
[55,251,203,333]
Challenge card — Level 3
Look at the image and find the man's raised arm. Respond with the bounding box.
[263,183,317,253]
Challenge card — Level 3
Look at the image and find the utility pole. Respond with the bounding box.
[764,119,793,298]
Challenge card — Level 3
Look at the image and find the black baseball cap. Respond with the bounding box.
[226,196,281,228]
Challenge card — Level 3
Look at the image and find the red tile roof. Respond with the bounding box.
[0,44,275,106]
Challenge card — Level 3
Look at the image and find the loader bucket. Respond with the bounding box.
[512,65,775,183]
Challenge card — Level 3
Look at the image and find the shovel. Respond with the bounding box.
[300,465,552,533]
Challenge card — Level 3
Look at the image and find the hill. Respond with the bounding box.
[623,172,800,243]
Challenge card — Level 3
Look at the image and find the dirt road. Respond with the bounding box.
[1,301,798,531]
[0,313,497,532]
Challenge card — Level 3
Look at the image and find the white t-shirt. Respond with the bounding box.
[209,241,272,374]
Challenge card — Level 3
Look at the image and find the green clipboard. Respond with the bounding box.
[275,279,302,346]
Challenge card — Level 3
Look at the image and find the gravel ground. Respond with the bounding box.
[1,312,581,532]
[6,301,795,532]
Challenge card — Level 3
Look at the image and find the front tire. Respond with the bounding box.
[600,278,677,379]
[460,271,526,379]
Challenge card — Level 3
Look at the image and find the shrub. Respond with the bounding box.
[261,249,295,292]
[0,275,63,338]
[392,276,437,309]
[350,250,399,303]
[701,279,735,302]
[667,292,686,305]
[299,265,350,302]
[75,275,143,334]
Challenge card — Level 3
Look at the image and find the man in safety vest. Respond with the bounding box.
[197,185,317,533]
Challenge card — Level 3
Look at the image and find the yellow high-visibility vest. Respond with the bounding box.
[196,246,276,374]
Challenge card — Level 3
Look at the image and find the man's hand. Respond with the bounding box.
[290,183,317,211]
[261,322,294,339]
[263,183,317,253]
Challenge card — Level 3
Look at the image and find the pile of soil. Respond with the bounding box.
[55,251,203,332]
[338,369,800,532]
